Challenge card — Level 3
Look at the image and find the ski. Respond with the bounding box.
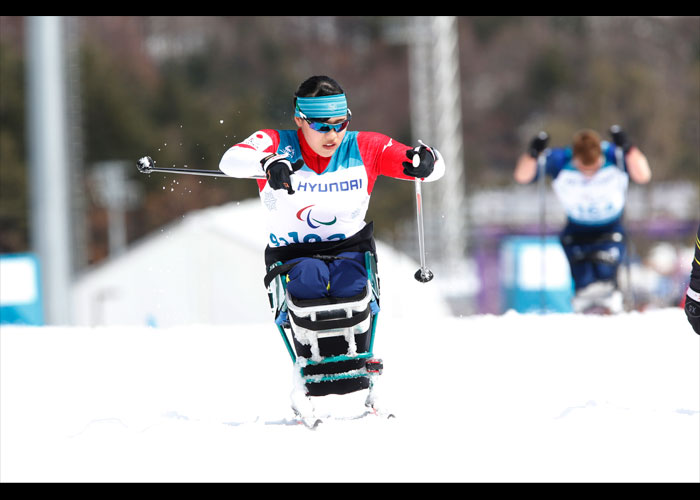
[287,405,395,430]
[337,407,396,421]
[295,416,324,430]
[290,407,324,430]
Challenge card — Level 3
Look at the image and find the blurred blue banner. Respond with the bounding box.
[0,253,44,326]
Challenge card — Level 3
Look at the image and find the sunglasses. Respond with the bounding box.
[297,107,352,133]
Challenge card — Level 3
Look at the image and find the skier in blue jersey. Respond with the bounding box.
[514,128,651,313]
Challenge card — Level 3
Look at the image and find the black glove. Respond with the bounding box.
[684,293,700,335]
[528,131,549,158]
[403,143,436,179]
[610,125,633,154]
[261,154,304,194]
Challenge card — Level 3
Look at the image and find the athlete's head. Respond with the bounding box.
[572,129,603,173]
[293,76,351,158]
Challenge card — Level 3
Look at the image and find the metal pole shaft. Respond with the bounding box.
[26,16,72,324]
[142,167,229,177]
[613,139,633,312]
[414,178,433,282]
[538,153,547,313]
[415,179,427,272]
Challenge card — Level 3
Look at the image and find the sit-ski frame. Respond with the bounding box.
[267,251,382,387]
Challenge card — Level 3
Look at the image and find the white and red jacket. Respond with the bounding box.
[219,129,444,247]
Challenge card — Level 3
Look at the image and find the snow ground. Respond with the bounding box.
[1,308,698,483]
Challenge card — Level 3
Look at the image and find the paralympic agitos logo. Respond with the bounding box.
[296,205,337,228]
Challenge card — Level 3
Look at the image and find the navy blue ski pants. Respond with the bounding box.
[560,221,626,291]
[286,252,367,300]
[564,241,624,290]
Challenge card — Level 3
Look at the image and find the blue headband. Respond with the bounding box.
[295,94,348,119]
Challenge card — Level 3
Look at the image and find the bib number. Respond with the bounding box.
[269,232,346,247]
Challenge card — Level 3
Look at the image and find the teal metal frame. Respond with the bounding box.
[268,251,381,383]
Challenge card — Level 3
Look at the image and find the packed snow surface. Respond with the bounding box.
[1,308,698,482]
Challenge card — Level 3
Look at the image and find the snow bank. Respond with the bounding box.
[1,308,697,482]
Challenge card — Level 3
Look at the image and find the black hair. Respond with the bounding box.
[294,75,344,98]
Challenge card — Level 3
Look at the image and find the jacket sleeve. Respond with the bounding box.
[535,147,569,182]
[689,224,700,294]
[219,129,279,179]
[685,224,700,334]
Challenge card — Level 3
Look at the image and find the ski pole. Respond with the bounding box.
[610,125,634,311]
[535,131,549,313]
[412,142,434,283]
[136,156,264,178]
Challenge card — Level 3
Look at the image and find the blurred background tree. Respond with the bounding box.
[1,16,698,267]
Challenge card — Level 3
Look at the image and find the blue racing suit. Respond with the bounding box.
[537,141,629,291]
